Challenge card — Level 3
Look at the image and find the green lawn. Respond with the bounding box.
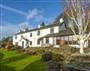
[0,49,46,71]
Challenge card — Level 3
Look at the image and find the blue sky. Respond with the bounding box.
[0,0,64,40]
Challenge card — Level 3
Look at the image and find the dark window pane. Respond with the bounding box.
[37,30,40,35]
[30,33,32,37]
[46,38,49,43]
[65,41,68,44]
[15,35,17,39]
[37,40,40,44]
[50,28,54,33]
[21,35,23,38]
[15,42,18,46]
[30,41,32,45]
[56,39,59,45]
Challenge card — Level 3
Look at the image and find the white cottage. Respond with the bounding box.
[13,23,61,48]
[13,17,90,48]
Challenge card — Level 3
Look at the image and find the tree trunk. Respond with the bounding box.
[79,40,84,54]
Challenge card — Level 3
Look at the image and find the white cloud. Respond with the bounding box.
[0,4,54,24]
[27,8,44,20]
[0,4,54,25]
[27,8,38,20]
[0,6,56,40]
[27,8,55,24]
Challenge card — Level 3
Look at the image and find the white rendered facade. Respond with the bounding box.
[13,24,89,48]
[13,25,60,48]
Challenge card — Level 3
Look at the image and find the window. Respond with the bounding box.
[30,33,32,37]
[46,38,49,43]
[69,41,73,44]
[15,42,18,46]
[26,41,29,44]
[15,35,17,39]
[37,40,40,44]
[30,41,32,45]
[50,28,54,33]
[59,24,65,31]
[56,39,59,45]
[26,41,29,47]
[88,40,90,47]
[21,35,23,38]
[41,40,43,44]
[73,41,78,44]
[37,30,40,35]
[65,41,68,44]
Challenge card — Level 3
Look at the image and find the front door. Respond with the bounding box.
[26,41,29,47]
[22,41,24,48]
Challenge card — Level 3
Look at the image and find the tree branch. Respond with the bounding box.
[85,32,90,41]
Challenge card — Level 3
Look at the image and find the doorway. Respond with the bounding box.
[22,41,24,48]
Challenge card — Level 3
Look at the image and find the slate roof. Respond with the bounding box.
[39,30,90,40]
[38,30,74,40]
[16,23,60,35]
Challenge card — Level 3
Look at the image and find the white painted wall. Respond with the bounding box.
[13,25,88,48]
[13,26,59,48]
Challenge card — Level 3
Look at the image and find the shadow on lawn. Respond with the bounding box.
[0,52,4,60]
[0,54,30,71]
[21,59,46,71]
[0,64,15,71]
[0,54,29,64]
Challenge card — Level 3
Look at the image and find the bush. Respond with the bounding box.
[12,46,22,50]
[42,52,52,62]
[36,48,45,54]
[51,46,75,64]
[17,48,25,53]
[47,61,64,71]
[52,53,64,62]
[72,53,90,63]
[60,46,75,64]
[24,48,46,55]
[5,42,14,50]
[84,47,90,53]
[24,49,37,55]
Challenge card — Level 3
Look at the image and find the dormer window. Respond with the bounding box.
[30,33,32,37]
[50,28,54,33]
[37,30,40,35]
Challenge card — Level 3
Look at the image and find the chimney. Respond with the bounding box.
[38,22,45,28]
[38,24,41,28]
[19,29,22,33]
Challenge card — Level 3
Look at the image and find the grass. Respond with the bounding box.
[0,47,90,71]
[0,48,46,71]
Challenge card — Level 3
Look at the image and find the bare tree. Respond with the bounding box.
[19,22,29,31]
[62,0,90,54]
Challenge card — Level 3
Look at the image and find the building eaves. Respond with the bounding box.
[15,23,60,35]
[39,30,74,40]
